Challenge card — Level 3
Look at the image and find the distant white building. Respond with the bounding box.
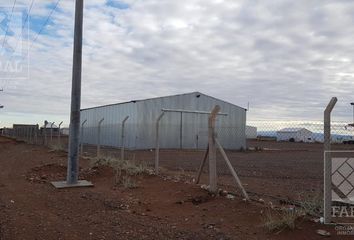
[313,134,354,143]
[276,128,313,143]
[40,122,58,129]
[40,122,60,134]
[61,128,70,136]
[246,126,257,139]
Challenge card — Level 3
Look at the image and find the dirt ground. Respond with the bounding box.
[82,139,354,201]
[0,136,352,239]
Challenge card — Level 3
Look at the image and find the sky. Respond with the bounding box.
[0,0,354,127]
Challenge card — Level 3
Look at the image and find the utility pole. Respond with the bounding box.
[52,0,92,188]
[0,89,3,109]
[351,102,354,124]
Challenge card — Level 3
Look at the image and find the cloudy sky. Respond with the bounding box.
[0,0,354,127]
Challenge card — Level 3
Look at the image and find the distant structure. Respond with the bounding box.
[40,122,59,134]
[61,128,70,136]
[312,133,354,144]
[13,124,39,133]
[246,125,257,139]
[6,124,39,138]
[276,128,313,143]
[80,92,247,150]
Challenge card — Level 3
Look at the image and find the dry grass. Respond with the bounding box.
[91,156,151,188]
[298,191,323,217]
[262,209,301,232]
[49,143,66,152]
[121,175,137,189]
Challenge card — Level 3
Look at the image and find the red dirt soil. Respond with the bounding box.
[0,136,351,239]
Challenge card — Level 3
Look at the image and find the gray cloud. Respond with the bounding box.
[0,0,354,127]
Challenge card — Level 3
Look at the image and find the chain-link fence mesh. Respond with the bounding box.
[0,125,70,147]
[1,118,354,205]
[77,120,354,202]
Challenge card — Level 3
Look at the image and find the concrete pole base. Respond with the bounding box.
[51,180,93,189]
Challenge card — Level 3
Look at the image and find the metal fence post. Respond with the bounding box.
[80,119,87,156]
[58,121,63,146]
[44,120,48,145]
[50,122,55,145]
[97,118,104,158]
[28,127,31,143]
[155,112,165,174]
[208,105,220,193]
[28,127,30,143]
[215,138,249,200]
[121,116,129,160]
[324,97,337,224]
[25,127,29,143]
[35,124,39,145]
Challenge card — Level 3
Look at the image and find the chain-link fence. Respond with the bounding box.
[68,118,354,201]
[1,117,354,206]
[0,122,69,148]
[244,120,354,202]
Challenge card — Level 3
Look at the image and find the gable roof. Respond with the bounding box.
[41,122,58,128]
[277,128,312,133]
[81,91,246,111]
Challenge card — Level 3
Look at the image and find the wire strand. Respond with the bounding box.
[0,0,18,51]
[29,0,61,49]
[1,0,61,90]
[22,0,35,29]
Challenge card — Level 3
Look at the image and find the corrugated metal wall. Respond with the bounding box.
[80,92,246,150]
[80,102,138,149]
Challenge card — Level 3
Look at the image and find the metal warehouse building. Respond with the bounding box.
[276,128,313,143]
[80,92,246,150]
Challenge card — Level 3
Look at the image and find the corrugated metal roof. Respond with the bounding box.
[80,92,246,111]
[277,128,310,133]
[41,122,58,128]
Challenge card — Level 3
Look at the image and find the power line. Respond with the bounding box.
[0,89,3,109]
[29,0,61,49]
[7,0,35,55]
[0,0,17,51]
[1,0,62,90]
[23,0,35,29]
[0,0,35,61]
[0,0,35,90]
